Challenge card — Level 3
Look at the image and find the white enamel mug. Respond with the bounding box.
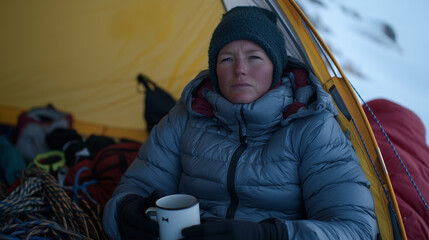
[145,194,200,240]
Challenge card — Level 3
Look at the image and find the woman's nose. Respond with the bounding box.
[234,58,247,77]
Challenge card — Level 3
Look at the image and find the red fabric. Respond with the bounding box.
[286,67,308,89]
[16,108,73,142]
[282,68,309,119]
[192,79,214,117]
[64,142,140,212]
[363,99,429,240]
[283,102,306,119]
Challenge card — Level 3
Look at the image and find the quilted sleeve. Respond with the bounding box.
[284,113,378,239]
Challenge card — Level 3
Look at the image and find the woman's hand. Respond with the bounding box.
[117,190,166,240]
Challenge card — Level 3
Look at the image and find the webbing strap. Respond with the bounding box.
[329,86,351,121]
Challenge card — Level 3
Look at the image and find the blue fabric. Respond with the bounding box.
[103,70,378,240]
[0,135,26,186]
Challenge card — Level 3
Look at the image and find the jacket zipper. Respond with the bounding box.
[225,109,248,219]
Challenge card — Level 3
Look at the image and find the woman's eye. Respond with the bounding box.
[220,57,232,63]
[249,55,261,60]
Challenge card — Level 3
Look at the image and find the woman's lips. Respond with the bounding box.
[231,82,251,87]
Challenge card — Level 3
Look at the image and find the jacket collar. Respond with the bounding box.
[182,68,336,137]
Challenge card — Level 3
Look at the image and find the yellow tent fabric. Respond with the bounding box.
[0,1,224,141]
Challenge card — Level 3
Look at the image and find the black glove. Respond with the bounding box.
[117,190,166,240]
[181,218,287,240]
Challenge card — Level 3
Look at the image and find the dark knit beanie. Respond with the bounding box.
[209,6,288,92]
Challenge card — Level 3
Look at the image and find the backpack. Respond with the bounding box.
[63,141,141,212]
[15,104,73,162]
[137,74,176,132]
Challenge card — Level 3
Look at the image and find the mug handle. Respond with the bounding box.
[145,207,158,222]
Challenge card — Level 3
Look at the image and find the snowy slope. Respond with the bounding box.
[295,0,429,143]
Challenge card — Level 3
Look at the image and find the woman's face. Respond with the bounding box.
[216,40,273,104]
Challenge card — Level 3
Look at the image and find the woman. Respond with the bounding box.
[103,6,378,239]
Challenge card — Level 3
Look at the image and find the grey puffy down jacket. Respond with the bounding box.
[103,69,378,239]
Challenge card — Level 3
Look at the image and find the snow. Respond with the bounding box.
[295,0,429,143]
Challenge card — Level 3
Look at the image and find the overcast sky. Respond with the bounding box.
[296,0,429,143]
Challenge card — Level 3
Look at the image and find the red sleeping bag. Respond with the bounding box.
[363,99,429,240]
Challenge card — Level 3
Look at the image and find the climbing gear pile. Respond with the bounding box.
[0,167,107,240]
